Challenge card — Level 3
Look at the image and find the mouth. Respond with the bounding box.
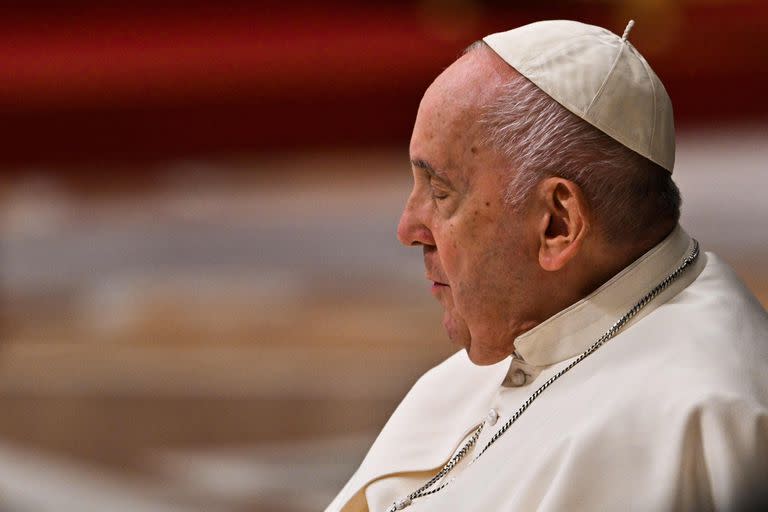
[429,279,450,295]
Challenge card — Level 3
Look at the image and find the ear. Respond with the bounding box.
[535,177,590,271]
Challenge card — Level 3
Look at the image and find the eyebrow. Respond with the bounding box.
[410,158,452,184]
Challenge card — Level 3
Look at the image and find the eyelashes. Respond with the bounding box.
[429,179,450,201]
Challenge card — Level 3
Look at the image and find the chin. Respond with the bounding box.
[443,313,470,346]
[443,311,507,365]
[464,337,514,366]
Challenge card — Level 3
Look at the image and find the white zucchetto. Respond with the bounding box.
[484,20,675,172]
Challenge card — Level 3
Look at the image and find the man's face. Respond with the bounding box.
[397,50,540,365]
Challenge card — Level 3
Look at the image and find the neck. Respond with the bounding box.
[536,228,674,332]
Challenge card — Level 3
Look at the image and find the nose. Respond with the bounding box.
[397,192,435,247]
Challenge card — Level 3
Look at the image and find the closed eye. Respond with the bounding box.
[429,180,450,200]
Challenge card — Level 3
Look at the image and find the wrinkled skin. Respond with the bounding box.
[397,47,634,365]
[397,49,543,365]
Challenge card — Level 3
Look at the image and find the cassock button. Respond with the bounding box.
[510,369,526,387]
[486,408,499,426]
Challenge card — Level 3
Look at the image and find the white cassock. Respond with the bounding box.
[326,225,768,512]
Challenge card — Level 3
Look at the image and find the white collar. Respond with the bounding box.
[510,225,702,374]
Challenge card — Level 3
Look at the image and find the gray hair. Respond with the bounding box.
[466,42,681,245]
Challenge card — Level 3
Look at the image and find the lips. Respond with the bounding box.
[425,268,448,287]
[426,274,449,286]
[429,278,449,297]
[424,251,448,290]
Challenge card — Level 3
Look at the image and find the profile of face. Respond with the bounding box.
[397,47,634,365]
[397,49,544,365]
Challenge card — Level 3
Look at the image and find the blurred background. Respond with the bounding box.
[0,1,766,511]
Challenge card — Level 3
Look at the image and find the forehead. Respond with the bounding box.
[409,48,509,175]
[422,46,507,111]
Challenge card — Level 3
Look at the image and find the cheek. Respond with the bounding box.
[450,221,523,310]
[435,196,520,289]
[434,221,468,278]
[441,208,495,270]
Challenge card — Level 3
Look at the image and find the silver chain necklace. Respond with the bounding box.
[388,240,700,512]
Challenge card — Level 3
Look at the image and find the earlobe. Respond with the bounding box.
[536,179,588,271]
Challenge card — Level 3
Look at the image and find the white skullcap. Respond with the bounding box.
[483,20,675,172]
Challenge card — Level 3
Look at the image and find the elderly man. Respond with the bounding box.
[326,20,768,512]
